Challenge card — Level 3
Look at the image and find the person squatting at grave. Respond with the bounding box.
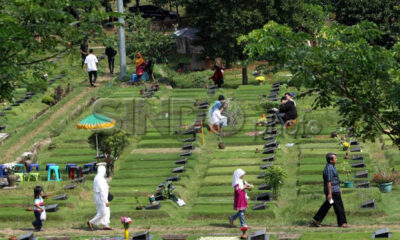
[105,45,117,75]
[80,39,89,68]
[87,165,112,230]
[84,49,99,87]
[211,104,228,129]
[275,96,297,125]
[229,169,253,227]
[209,95,225,119]
[32,186,45,231]
[312,153,349,228]
[209,65,224,88]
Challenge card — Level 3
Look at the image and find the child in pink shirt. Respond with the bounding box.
[229,169,252,227]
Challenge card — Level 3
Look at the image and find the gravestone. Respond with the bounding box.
[82,168,91,175]
[0,112,5,116]
[258,183,271,190]
[16,99,25,104]
[53,194,68,200]
[184,129,195,135]
[255,192,271,201]
[199,102,209,106]
[154,194,165,201]
[269,93,278,98]
[252,202,268,211]
[175,159,187,164]
[271,88,280,92]
[372,228,392,239]
[247,229,269,240]
[197,112,206,117]
[262,156,275,162]
[350,147,361,152]
[45,204,59,212]
[132,231,151,240]
[264,141,278,148]
[145,203,161,210]
[258,173,266,179]
[180,151,192,157]
[360,199,376,208]
[262,136,275,141]
[352,161,365,168]
[208,85,218,90]
[172,166,185,173]
[350,140,359,145]
[72,176,85,183]
[18,232,35,240]
[267,109,276,114]
[265,121,276,127]
[269,97,278,101]
[161,235,188,240]
[260,163,273,169]
[181,143,194,150]
[355,181,370,188]
[0,126,6,131]
[263,148,275,154]
[64,184,77,190]
[182,138,196,142]
[198,105,208,110]
[4,107,11,111]
[352,155,364,160]
[26,92,34,96]
[355,170,368,178]
[266,129,277,135]
[24,95,31,100]
[166,175,179,182]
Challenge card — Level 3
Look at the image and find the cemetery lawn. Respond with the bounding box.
[0,63,400,240]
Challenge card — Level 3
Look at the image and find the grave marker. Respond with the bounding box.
[355,170,368,178]
[172,166,185,173]
[355,181,370,188]
[352,155,364,160]
[182,138,196,142]
[197,112,206,117]
[258,183,271,190]
[180,151,192,157]
[71,176,85,183]
[255,192,271,201]
[181,143,194,150]
[175,159,187,164]
[64,184,77,190]
[262,136,275,141]
[264,141,278,148]
[266,129,277,135]
[45,204,59,212]
[258,173,266,179]
[262,156,275,162]
[166,175,179,182]
[372,228,392,239]
[350,147,361,152]
[352,161,365,168]
[132,231,151,240]
[360,199,376,208]
[247,229,269,240]
[53,194,68,200]
[252,202,268,211]
[350,140,359,145]
[263,148,275,154]
[260,163,273,169]
[17,232,35,240]
[145,203,161,210]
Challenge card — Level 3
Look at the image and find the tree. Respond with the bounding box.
[125,14,173,62]
[182,0,304,85]
[0,0,106,101]
[239,21,400,147]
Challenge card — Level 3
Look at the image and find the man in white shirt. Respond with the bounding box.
[84,49,98,87]
[211,104,228,128]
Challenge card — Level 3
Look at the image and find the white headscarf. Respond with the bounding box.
[232,168,245,189]
[93,165,108,193]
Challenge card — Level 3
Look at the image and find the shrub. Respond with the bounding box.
[260,101,280,112]
[41,95,55,105]
[264,166,287,200]
[372,171,398,184]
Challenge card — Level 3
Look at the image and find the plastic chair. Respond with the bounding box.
[0,164,7,177]
[29,163,40,172]
[15,173,24,182]
[46,163,57,171]
[14,164,25,173]
[83,163,96,173]
[69,166,82,180]
[27,172,40,182]
[47,165,62,181]
[66,163,77,172]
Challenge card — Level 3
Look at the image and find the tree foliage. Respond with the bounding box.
[239,21,400,146]
[125,14,173,62]
[0,0,106,100]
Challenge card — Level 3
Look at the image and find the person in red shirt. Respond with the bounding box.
[209,65,224,88]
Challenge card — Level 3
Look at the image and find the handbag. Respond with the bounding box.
[40,210,46,221]
[108,193,114,202]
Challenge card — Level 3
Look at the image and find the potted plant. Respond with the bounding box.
[372,171,397,193]
[342,160,353,188]
[121,217,132,240]
[264,166,287,200]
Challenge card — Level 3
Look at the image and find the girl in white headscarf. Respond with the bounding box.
[87,165,111,230]
[229,168,252,227]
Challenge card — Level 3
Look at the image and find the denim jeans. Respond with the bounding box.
[32,211,42,230]
[231,209,246,227]
[108,57,115,74]
[277,113,286,125]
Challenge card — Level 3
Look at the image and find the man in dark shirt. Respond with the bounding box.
[80,39,89,68]
[276,96,297,125]
[312,153,348,227]
[105,46,117,74]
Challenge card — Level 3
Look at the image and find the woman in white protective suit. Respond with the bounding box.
[87,165,112,230]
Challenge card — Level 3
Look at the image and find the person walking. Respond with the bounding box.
[80,39,89,68]
[312,153,349,228]
[105,45,117,74]
[84,49,98,87]
[209,65,224,88]
[229,169,252,227]
[87,165,112,230]
[32,186,45,231]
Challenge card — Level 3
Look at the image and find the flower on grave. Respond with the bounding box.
[121,217,132,229]
[372,171,398,185]
[256,76,265,82]
[342,141,350,151]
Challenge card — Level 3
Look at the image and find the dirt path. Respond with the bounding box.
[2,75,111,161]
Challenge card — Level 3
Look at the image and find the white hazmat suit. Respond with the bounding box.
[89,165,110,227]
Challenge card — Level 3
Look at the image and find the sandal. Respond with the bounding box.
[87,221,93,231]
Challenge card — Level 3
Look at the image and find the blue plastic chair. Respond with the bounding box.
[47,165,62,181]
[83,163,96,173]
[0,164,7,177]
[29,163,40,172]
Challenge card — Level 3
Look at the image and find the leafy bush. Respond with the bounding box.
[41,95,55,105]
[260,101,280,112]
[264,166,287,200]
[372,171,398,184]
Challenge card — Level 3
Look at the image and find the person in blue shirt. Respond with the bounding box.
[209,95,225,121]
[312,153,348,228]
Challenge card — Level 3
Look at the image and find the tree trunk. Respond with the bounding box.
[242,66,248,85]
[176,4,179,17]
[136,0,139,7]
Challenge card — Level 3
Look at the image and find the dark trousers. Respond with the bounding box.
[313,192,347,226]
[32,211,42,230]
[81,55,87,68]
[88,71,97,86]
[108,57,115,74]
